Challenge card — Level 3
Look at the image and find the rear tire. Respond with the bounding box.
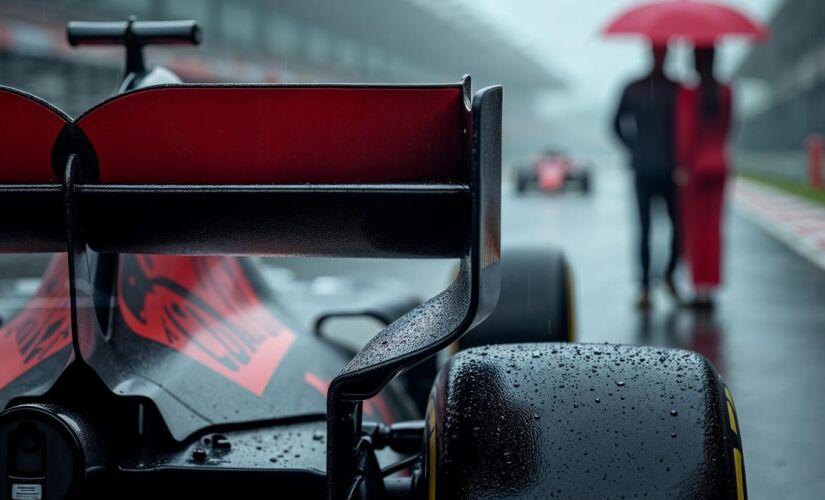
[580,169,591,194]
[406,246,574,413]
[424,343,746,499]
[460,246,574,349]
[515,167,531,194]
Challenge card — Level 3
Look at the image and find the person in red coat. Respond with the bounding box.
[675,46,732,310]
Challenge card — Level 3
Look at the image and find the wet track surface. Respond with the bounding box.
[270,159,825,498]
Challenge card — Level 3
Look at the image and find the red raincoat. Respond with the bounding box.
[676,84,732,289]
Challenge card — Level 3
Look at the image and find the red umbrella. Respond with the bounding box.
[604,0,769,45]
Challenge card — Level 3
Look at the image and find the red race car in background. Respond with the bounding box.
[515,149,592,194]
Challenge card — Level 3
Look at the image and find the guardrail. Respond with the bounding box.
[734,150,807,181]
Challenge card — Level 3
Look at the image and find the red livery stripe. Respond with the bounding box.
[0,255,71,390]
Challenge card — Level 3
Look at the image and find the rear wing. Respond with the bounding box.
[0,79,501,497]
[1,82,478,258]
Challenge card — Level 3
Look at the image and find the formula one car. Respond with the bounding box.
[0,19,745,500]
[515,149,592,194]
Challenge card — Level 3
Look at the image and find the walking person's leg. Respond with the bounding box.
[705,175,726,288]
[688,175,724,310]
[663,180,682,303]
[681,176,703,305]
[635,178,653,309]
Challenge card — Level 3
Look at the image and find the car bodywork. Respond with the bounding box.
[0,21,502,491]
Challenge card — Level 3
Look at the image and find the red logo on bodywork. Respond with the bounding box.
[0,255,71,390]
[118,255,295,396]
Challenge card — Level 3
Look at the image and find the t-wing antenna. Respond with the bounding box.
[67,16,201,76]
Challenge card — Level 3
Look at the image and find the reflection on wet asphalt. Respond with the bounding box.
[269,159,825,498]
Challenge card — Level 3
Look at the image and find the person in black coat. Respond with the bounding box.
[613,44,681,309]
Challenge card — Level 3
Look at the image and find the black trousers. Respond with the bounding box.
[635,176,679,289]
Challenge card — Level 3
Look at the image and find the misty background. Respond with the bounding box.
[0,0,788,165]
